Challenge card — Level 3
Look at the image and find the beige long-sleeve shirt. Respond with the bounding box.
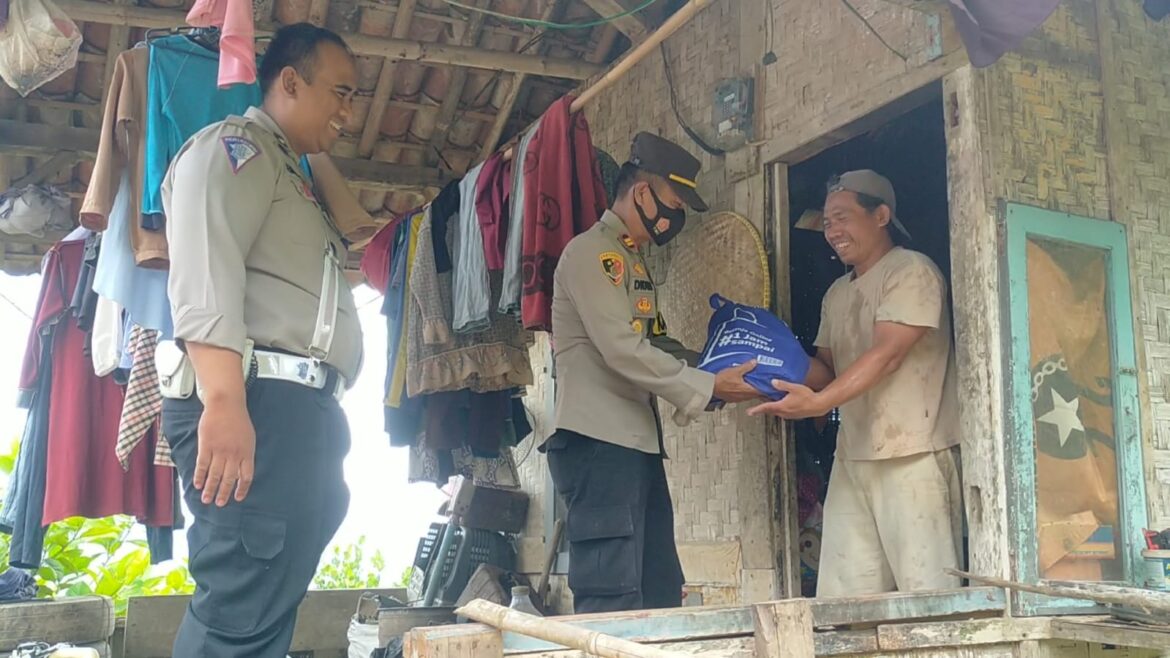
[549,210,714,454]
[162,107,363,381]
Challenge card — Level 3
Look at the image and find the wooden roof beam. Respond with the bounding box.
[54,0,603,79]
[0,120,454,191]
[476,0,568,161]
[357,0,417,158]
[426,0,490,167]
[580,0,647,43]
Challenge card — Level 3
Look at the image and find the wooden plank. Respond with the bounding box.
[811,587,1006,627]
[1050,618,1170,651]
[873,0,944,13]
[411,589,1006,655]
[581,0,647,43]
[449,477,530,534]
[0,597,115,650]
[763,47,967,164]
[426,0,490,167]
[0,120,100,155]
[941,64,1012,588]
[476,0,567,162]
[0,120,451,190]
[814,630,880,656]
[676,541,742,586]
[407,623,503,658]
[380,607,460,648]
[54,0,602,79]
[124,589,407,658]
[13,152,83,187]
[511,636,754,658]
[356,0,417,157]
[876,618,1051,651]
[753,599,815,658]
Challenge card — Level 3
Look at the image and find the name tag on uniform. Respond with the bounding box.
[634,280,654,291]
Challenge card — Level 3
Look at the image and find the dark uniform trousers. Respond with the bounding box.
[545,429,684,613]
[161,378,351,658]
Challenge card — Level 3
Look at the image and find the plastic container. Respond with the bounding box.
[508,586,542,616]
[1141,549,1170,590]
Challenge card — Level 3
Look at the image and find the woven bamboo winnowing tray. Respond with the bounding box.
[655,211,771,351]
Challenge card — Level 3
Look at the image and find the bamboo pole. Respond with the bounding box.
[502,0,715,161]
[456,599,685,658]
[950,569,1170,615]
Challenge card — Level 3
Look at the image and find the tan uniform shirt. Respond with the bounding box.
[550,210,714,455]
[162,107,363,381]
[80,48,169,268]
[815,247,959,460]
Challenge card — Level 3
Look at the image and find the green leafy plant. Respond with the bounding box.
[0,438,195,616]
[312,535,386,590]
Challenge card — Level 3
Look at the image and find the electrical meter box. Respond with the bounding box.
[713,77,754,140]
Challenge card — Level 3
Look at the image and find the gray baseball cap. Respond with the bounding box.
[828,170,911,239]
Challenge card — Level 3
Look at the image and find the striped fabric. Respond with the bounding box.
[116,325,174,469]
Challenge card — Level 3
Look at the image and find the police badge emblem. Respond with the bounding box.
[599,252,624,286]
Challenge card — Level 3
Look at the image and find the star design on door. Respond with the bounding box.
[1037,388,1085,448]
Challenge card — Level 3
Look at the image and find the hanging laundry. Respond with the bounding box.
[359,215,404,294]
[499,117,541,316]
[93,172,173,336]
[429,180,461,275]
[0,320,54,569]
[386,211,426,408]
[453,163,491,334]
[71,232,101,335]
[406,211,532,398]
[947,0,1061,67]
[81,48,169,268]
[29,238,175,530]
[408,442,520,489]
[521,97,607,331]
[4,237,175,568]
[115,325,172,470]
[185,0,256,88]
[475,152,512,272]
[90,295,124,377]
[141,35,260,229]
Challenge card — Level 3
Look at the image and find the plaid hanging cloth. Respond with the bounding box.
[116,325,174,469]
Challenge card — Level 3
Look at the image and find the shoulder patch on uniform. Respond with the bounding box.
[221,136,261,174]
[599,251,624,286]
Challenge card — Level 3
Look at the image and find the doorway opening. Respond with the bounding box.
[784,85,955,597]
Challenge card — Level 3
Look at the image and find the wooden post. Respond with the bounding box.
[752,599,815,658]
[356,0,417,158]
[580,0,648,43]
[426,0,490,167]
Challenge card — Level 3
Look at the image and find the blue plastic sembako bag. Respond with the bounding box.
[697,294,810,401]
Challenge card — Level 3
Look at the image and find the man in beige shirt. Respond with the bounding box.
[159,24,365,657]
[750,170,963,596]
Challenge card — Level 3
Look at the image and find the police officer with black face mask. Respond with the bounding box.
[541,132,759,613]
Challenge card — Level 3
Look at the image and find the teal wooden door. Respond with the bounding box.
[1003,203,1147,615]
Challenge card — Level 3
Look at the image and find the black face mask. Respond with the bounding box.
[634,186,687,246]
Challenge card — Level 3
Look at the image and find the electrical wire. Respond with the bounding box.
[659,42,725,157]
[840,0,908,62]
[440,0,658,30]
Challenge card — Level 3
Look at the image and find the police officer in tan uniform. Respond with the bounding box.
[159,24,364,657]
[543,133,758,613]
